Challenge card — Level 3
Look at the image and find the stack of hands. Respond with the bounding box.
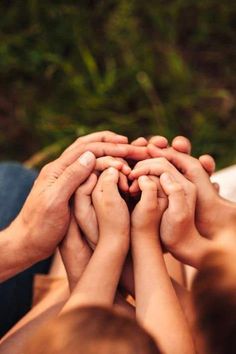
[1,130,236,354]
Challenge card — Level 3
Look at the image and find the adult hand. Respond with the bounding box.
[15,150,96,264]
[147,145,236,239]
[159,172,213,268]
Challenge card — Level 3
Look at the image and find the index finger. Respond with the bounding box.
[64,131,128,154]
[61,142,149,170]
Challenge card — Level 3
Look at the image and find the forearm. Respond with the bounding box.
[132,235,195,354]
[61,240,128,314]
[0,218,34,282]
[119,254,135,297]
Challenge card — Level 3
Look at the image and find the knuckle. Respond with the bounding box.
[187,159,201,175]
[40,162,53,178]
[188,182,197,195]
[173,209,190,224]
[156,157,167,164]
[170,183,184,194]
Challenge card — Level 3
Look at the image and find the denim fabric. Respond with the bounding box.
[0,162,52,337]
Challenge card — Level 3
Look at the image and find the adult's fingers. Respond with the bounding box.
[148,135,169,148]
[64,131,128,154]
[198,154,216,176]
[171,136,191,154]
[131,137,148,146]
[60,142,149,171]
[52,151,96,202]
[148,144,216,196]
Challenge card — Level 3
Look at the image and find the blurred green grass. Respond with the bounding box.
[0,0,235,169]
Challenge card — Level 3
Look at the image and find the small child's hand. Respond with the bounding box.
[92,167,130,250]
[131,175,167,239]
[74,156,130,248]
[159,172,213,268]
[59,214,92,291]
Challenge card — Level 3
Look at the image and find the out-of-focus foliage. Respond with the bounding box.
[0,0,235,168]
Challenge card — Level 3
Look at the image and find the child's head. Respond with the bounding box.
[192,249,236,354]
[26,306,160,354]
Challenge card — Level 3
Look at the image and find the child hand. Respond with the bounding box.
[159,172,213,268]
[147,145,230,239]
[59,214,92,291]
[74,157,130,248]
[131,175,167,239]
[92,167,130,251]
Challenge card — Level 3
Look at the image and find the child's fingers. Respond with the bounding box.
[118,172,129,192]
[129,157,186,186]
[75,173,98,197]
[74,173,98,245]
[129,179,140,195]
[92,167,120,203]
[149,175,168,212]
[130,137,148,146]
[160,172,187,216]
[95,156,131,175]
[138,175,159,210]
[95,156,123,171]
[74,173,97,221]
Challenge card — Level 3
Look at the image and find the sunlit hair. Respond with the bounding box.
[192,249,236,354]
[26,306,160,354]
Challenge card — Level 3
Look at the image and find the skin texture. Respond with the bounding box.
[129,157,214,268]
[0,130,149,282]
[131,175,195,354]
[61,168,130,313]
[0,150,96,282]
[159,172,214,268]
[147,144,236,239]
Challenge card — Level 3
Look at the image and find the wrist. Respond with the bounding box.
[0,217,35,281]
[97,234,130,257]
[13,213,43,265]
[131,227,160,243]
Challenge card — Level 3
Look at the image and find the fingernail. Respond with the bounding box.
[139,175,149,183]
[78,151,95,167]
[161,172,173,183]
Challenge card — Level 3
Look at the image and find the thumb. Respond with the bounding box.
[53,151,96,201]
[160,172,186,215]
[138,175,158,210]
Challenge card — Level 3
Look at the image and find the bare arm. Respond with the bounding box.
[131,175,195,354]
[61,167,130,313]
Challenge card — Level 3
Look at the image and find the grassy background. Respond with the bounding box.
[0,0,235,168]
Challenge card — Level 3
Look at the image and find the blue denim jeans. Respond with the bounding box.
[0,162,52,337]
